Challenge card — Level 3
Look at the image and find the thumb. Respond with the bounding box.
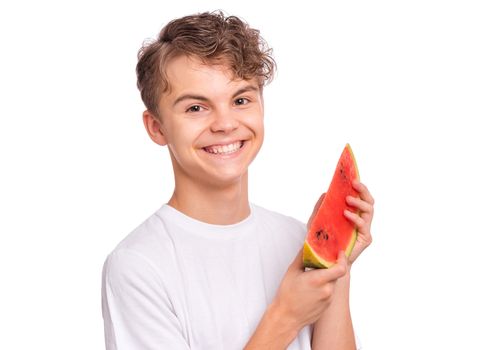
[288,247,306,272]
[337,250,347,267]
[335,250,348,274]
[307,192,326,229]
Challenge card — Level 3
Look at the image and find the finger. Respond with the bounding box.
[336,250,348,267]
[343,209,366,228]
[352,181,375,205]
[315,257,347,283]
[307,193,326,229]
[314,193,326,210]
[289,248,306,272]
[346,196,373,214]
[344,209,373,243]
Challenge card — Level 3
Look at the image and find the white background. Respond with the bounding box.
[1,0,489,349]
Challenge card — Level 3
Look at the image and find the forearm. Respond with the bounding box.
[244,301,299,350]
[311,269,356,350]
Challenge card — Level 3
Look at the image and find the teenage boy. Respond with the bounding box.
[102,11,374,350]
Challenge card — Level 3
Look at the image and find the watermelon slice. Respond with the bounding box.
[303,144,360,269]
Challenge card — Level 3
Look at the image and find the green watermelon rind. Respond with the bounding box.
[345,143,359,181]
[303,240,334,269]
[303,228,357,269]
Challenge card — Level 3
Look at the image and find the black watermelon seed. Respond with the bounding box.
[316,230,322,240]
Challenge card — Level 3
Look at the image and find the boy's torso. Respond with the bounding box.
[102,203,312,349]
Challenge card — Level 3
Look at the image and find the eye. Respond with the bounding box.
[186,105,202,113]
[234,97,250,106]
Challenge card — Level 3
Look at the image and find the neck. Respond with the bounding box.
[168,173,250,225]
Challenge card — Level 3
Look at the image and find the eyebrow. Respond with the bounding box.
[172,84,260,107]
[232,85,260,99]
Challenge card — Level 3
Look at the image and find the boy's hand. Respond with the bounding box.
[343,180,374,265]
[307,181,374,266]
[245,250,348,349]
[270,250,348,331]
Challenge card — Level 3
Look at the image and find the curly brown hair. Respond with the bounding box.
[136,11,276,117]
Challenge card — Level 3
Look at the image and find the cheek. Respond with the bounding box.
[168,124,211,166]
[254,118,265,144]
[244,114,264,154]
[166,119,202,146]
[243,111,264,135]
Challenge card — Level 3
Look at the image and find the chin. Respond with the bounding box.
[204,168,249,188]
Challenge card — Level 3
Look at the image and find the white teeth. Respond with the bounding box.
[204,141,242,155]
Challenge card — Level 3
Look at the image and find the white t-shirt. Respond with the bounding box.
[101,203,354,349]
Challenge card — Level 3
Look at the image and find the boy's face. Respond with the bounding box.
[155,55,264,188]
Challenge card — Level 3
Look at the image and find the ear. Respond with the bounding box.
[142,110,167,146]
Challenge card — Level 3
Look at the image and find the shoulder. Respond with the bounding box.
[252,203,306,229]
[251,203,307,242]
[112,207,168,253]
[103,205,177,284]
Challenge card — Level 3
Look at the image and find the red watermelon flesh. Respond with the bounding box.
[303,144,360,269]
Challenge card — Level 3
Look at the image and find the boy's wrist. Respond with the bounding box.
[268,300,300,341]
[245,300,299,349]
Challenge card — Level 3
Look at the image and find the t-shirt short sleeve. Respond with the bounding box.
[102,249,190,350]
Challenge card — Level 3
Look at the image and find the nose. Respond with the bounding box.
[209,107,239,133]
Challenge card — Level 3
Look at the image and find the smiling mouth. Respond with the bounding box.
[203,141,245,155]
